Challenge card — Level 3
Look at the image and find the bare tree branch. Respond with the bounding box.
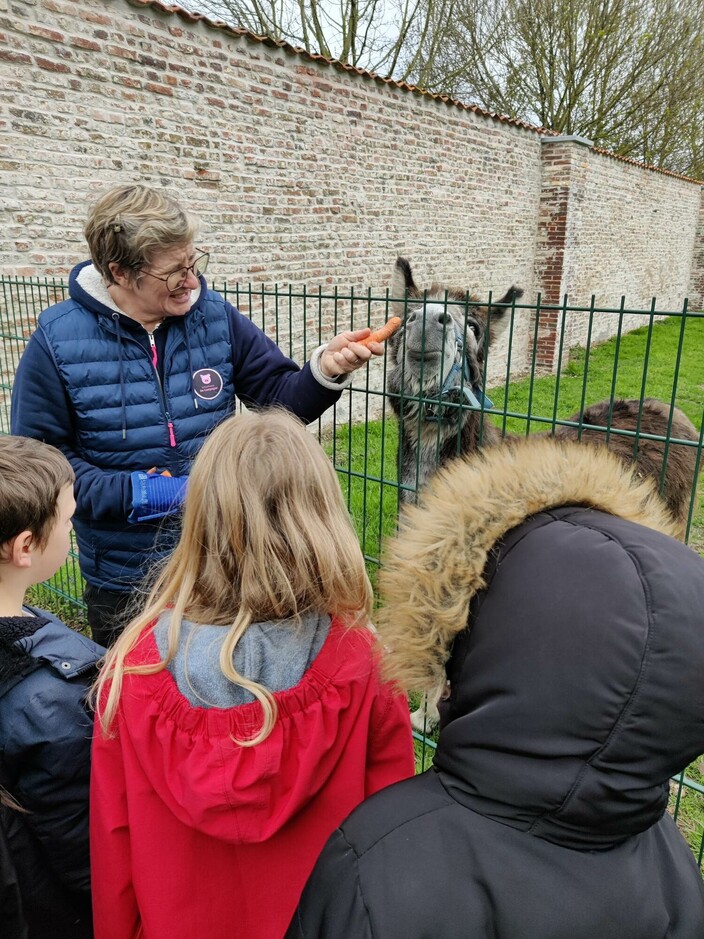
[188,0,454,73]
[404,0,704,175]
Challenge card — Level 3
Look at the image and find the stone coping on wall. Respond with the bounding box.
[541,135,594,147]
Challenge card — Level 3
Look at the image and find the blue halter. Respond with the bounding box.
[424,326,493,423]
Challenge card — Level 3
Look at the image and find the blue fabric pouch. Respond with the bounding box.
[129,472,188,523]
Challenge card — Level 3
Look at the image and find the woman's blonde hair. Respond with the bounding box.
[84,183,200,284]
[94,408,373,745]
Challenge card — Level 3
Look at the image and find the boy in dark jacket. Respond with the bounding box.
[288,436,704,939]
[0,436,104,938]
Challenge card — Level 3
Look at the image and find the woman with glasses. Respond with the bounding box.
[10,184,386,647]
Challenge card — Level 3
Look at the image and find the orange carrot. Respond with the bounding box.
[356,316,402,347]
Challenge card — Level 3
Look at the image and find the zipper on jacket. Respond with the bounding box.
[148,330,177,450]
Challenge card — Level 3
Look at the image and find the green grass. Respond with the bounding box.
[494,314,703,435]
[670,763,704,865]
[326,415,400,575]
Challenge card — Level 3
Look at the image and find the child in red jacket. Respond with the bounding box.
[90,408,415,939]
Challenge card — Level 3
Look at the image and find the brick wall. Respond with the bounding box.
[690,189,704,312]
[1,0,702,405]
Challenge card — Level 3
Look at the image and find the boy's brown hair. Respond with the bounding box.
[0,436,74,550]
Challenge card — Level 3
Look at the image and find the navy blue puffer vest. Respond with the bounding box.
[38,288,235,588]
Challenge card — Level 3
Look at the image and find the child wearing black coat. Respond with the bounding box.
[0,436,104,938]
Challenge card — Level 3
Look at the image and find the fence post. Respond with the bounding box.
[534,134,593,373]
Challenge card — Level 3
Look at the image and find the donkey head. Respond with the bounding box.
[387,257,523,417]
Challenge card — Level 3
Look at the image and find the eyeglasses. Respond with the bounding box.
[139,252,209,292]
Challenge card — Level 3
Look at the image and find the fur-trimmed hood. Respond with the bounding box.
[377,436,704,848]
[378,436,681,692]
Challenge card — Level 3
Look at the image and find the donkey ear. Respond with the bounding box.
[486,285,523,344]
[390,257,418,313]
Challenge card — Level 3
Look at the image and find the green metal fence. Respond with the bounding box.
[1,274,703,867]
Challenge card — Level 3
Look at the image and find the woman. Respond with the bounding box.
[11,184,385,646]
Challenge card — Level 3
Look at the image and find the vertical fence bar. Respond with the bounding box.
[526,293,542,436]
[632,299,657,460]
[376,285,391,565]
[477,291,492,446]
[500,301,517,439]
[575,295,597,440]
[684,411,704,544]
[410,289,429,504]
[604,297,627,447]
[659,300,690,495]
[550,294,570,435]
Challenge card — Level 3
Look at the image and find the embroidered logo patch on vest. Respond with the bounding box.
[192,368,224,401]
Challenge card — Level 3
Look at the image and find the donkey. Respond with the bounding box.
[386,257,700,730]
[387,257,521,502]
[387,257,698,525]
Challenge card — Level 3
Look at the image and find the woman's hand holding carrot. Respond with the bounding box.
[320,317,402,378]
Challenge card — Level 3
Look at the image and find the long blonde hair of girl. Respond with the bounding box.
[94,408,373,745]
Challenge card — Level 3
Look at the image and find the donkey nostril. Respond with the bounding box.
[438,311,452,326]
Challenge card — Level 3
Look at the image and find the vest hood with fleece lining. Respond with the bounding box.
[32,261,234,587]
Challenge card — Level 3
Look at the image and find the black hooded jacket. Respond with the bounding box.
[0,607,104,938]
[288,437,704,938]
